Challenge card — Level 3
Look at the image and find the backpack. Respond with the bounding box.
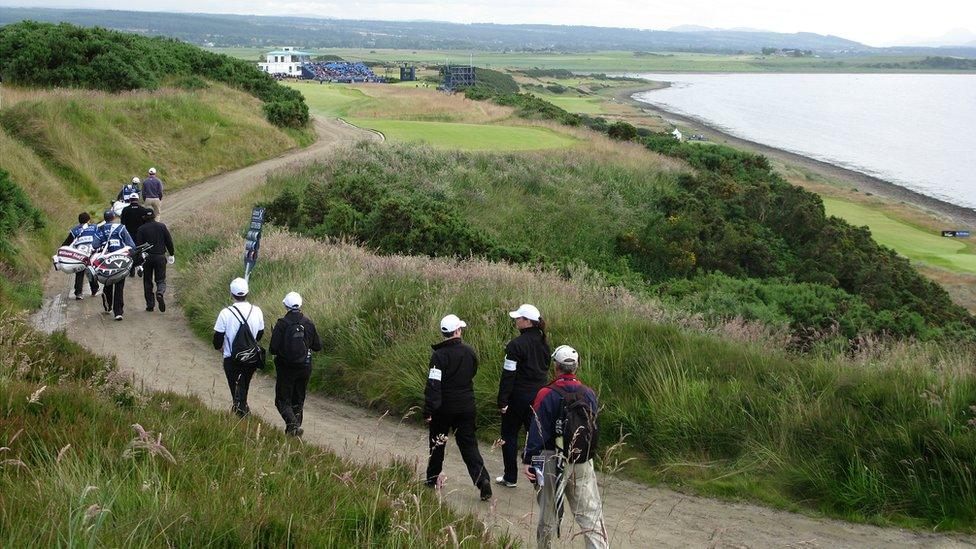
[228,305,265,368]
[552,385,599,463]
[279,316,310,364]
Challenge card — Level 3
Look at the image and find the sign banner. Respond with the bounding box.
[942,230,971,238]
[244,206,265,280]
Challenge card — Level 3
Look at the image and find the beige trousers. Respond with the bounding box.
[144,197,162,219]
[535,451,609,549]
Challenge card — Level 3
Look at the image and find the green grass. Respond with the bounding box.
[286,81,578,150]
[285,81,374,118]
[824,198,976,274]
[532,94,608,114]
[348,119,578,150]
[213,47,966,73]
[178,227,976,532]
[0,311,502,547]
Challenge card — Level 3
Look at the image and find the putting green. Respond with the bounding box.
[824,198,976,274]
[540,95,608,114]
[285,82,372,117]
[347,119,578,151]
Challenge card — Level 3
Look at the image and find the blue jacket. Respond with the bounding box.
[92,223,136,253]
[63,222,99,248]
[522,373,599,464]
[143,176,164,199]
[117,183,140,201]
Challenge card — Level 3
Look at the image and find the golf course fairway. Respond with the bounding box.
[824,198,976,274]
[348,119,577,150]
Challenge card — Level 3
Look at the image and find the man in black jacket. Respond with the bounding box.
[269,291,323,436]
[135,209,174,312]
[496,303,551,488]
[424,314,492,501]
[119,193,150,278]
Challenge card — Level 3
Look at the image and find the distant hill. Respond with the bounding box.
[0,7,867,53]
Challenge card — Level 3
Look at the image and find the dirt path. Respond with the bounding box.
[31,117,975,548]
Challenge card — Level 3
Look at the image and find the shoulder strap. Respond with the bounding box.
[228,305,248,328]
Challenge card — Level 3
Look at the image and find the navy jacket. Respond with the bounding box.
[522,373,599,464]
[92,223,136,253]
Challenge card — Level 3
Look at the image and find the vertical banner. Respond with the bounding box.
[244,206,265,280]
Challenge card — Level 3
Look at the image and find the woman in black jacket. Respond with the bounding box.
[424,314,492,501]
[496,303,551,488]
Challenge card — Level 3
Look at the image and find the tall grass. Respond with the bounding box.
[178,231,976,530]
[0,310,504,546]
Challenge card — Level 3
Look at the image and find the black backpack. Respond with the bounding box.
[228,306,265,368]
[279,316,310,364]
[552,385,599,463]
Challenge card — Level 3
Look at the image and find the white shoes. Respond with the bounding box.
[114,314,123,321]
[494,476,517,488]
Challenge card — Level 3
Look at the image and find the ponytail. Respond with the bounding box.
[532,317,548,345]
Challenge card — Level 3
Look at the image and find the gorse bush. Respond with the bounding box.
[0,169,44,256]
[259,142,972,342]
[0,21,308,127]
[635,134,974,340]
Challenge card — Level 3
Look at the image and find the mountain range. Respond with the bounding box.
[1,7,975,57]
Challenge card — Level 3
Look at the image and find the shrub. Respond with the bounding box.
[0,169,44,256]
[0,21,308,127]
[607,121,638,141]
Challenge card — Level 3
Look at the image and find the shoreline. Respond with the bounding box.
[616,84,976,229]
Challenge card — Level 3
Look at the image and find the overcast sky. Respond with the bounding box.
[6,0,975,46]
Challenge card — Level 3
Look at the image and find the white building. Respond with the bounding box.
[258,47,312,76]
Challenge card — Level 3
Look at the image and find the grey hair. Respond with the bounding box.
[555,360,578,374]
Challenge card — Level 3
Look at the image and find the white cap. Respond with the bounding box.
[126,192,139,201]
[229,277,249,297]
[551,345,579,367]
[148,167,157,175]
[440,314,467,334]
[508,303,541,322]
[283,291,302,310]
[131,176,141,184]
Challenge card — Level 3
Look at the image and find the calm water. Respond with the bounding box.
[631,73,976,209]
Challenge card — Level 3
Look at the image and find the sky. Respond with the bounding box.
[5,0,975,46]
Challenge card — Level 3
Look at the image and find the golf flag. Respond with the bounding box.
[244,206,265,280]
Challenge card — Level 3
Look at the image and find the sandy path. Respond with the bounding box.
[31,117,975,548]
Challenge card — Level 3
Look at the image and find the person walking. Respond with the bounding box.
[268,292,322,436]
[523,345,607,549]
[62,212,100,300]
[135,209,174,312]
[424,314,493,501]
[117,177,141,202]
[120,193,150,278]
[496,303,551,488]
[212,278,265,417]
[92,210,136,321]
[143,167,164,219]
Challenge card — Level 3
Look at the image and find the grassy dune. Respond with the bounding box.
[178,226,976,530]
[350,119,578,150]
[0,83,307,305]
[0,312,499,547]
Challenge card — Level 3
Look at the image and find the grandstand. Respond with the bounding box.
[300,61,386,83]
[440,65,476,91]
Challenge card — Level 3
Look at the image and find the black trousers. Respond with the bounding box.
[223,357,257,416]
[275,361,311,431]
[73,270,99,297]
[143,255,167,308]
[500,391,536,483]
[102,278,125,316]
[426,410,490,487]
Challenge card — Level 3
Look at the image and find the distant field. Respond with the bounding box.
[286,81,576,150]
[212,47,943,73]
[535,94,609,114]
[348,119,577,150]
[824,198,976,274]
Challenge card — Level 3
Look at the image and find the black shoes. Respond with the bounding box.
[146,306,154,312]
[156,292,166,312]
[479,480,493,501]
[286,425,304,437]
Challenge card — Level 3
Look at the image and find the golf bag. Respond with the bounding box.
[89,243,150,285]
[52,244,91,274]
